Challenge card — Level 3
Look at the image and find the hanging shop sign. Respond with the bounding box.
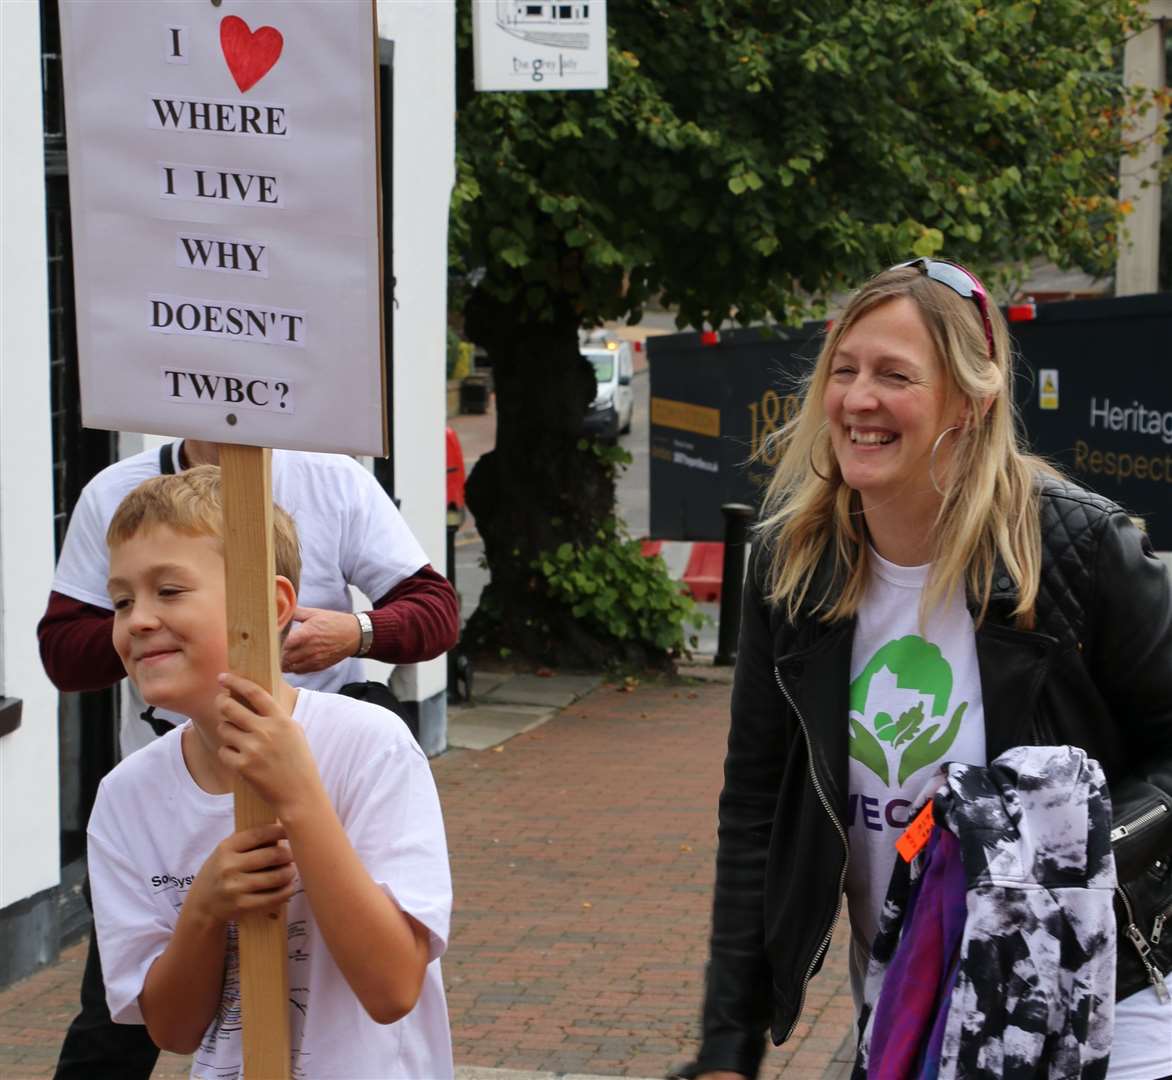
[473,0,608,91]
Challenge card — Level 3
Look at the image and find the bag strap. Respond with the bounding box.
[140,706,174,737]
[140,443,180,739]
[159,441,180,475]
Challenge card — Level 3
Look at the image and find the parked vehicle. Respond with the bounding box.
[581,340,634,440]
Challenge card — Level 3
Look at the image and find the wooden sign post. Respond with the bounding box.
[220,445,289,1078]
[58,2,388,1073]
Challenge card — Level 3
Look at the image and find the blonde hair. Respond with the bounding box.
[107,465,302,592]
[758,264,1057,629]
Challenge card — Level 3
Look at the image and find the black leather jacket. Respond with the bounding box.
[693,478,1172,1079]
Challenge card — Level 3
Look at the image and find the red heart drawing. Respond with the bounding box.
[220,16,283,94]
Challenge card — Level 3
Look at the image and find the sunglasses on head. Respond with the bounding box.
[891,258,994,360]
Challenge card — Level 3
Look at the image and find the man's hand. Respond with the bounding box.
[216,672,326,819]
[187,822,297,925]
[281,606,362,674]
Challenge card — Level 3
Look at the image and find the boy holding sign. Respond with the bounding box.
[86,467,453,1078]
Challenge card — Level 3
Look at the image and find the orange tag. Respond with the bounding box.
[895,801,935,863]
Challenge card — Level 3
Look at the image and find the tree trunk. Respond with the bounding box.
[463,288,620,667]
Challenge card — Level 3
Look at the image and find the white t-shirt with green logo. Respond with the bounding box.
[844,549,986,1004]
[842,553,1172,1076]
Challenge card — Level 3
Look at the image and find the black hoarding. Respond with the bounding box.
[1011,293,1172,546]
[648,293,1172,547]
[648,323,824,541]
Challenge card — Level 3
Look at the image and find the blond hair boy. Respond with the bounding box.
[87,466,453,1078]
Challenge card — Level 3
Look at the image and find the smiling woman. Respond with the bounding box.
[681,261,1172,1080]
[823,296,963,545]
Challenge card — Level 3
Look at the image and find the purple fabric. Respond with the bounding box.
[868,827,967,1080]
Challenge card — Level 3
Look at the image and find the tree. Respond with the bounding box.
[452,0,1150,667]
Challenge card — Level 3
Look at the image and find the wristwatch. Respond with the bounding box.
[353,611,374,657]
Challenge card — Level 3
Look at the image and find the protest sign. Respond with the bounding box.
[60,0,386,456]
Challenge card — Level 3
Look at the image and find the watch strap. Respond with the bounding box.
[354,610,374,657]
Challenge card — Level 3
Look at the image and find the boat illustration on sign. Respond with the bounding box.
[495,1,591,50]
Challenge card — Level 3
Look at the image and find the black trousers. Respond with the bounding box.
[54,881,160,1080]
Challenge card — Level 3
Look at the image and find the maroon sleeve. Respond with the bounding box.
[37,591,127,692]
[366,564,459,664]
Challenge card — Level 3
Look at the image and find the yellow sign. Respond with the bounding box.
[1039,368,1059,411]
[650,396,721,438]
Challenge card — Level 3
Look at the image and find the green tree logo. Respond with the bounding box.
[848,635,968,786]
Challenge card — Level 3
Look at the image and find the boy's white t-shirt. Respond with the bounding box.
[52,446,429,757]
[87,690,453,1080]
[843,550,1172,1079]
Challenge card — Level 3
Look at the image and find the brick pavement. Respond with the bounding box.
[434,674,854,1080]
[0,675,855,1079]
[0,941,190,1078]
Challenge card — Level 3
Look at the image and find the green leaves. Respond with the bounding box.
[911,228,945,258]
[532,520,706,655]
[498,246,530,268]
[454,0,1147,330]
[549,120,584,141]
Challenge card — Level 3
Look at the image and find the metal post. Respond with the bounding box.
[714,503,755,666]
[446,519,472,703]
[446,520,459,700]
[445,520,458,590]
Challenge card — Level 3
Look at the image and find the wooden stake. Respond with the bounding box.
[219,444,291,1079]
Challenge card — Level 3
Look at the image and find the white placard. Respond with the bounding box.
[59,0,386,456]
[473,0,608,92]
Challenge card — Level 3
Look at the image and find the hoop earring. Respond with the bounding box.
[929,426,961,497]
[809,421,833,483]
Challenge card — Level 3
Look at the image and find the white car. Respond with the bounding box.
[581,341,634,440]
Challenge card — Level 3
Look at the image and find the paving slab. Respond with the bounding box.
[457,1069,553,1080]
[457,1069,658,1080]
[449,704,555,751]
[468,668,514,701]
[478,673,603,709]
[675,661,735,685]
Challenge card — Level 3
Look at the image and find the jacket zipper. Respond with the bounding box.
[773,664,850,1040]
[1153,911,1167,947]
[1110,802,1168,843]
[1116,883,1171,1003]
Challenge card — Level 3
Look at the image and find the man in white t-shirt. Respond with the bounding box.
[41,439,458,758]
[89,466,453,1078]
[42,439,459,1079]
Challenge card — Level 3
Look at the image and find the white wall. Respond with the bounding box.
[377,0,456,706]
[0,0,61,907]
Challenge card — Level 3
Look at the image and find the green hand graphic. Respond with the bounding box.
[897,701,968,784]
[849,716,889,784]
